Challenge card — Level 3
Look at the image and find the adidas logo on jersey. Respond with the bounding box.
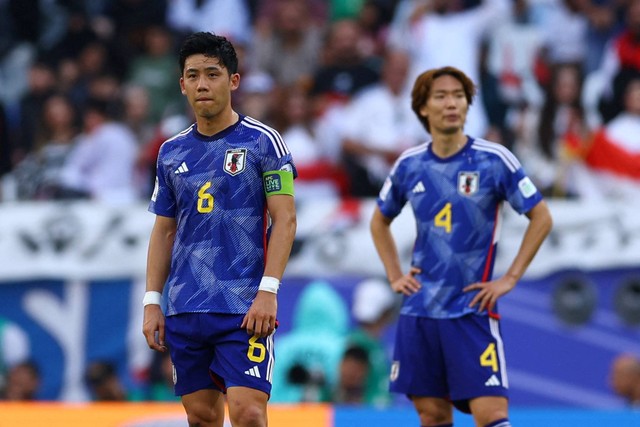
[244,366,261,378]
[412,181,426,193]
[174,162,189,174]
[485,374,501,386]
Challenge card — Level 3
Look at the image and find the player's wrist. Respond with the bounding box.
[259,276,280,294]
[143,291,162,306]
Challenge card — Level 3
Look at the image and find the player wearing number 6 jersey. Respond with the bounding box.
[143,32,297,427]
[370,66,552,427]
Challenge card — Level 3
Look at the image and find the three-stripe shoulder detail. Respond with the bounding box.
[164,124,194,144]
[242,116,290,158]
[390,141,429,174]
[471,139,521,173]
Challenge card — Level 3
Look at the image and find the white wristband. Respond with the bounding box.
[259,276,280,294]
[143,291,162,306]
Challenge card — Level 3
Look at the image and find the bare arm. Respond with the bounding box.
[370,206,421,295]
[142,215,176,352]
[465,200,553,311]
[242,194,297,337]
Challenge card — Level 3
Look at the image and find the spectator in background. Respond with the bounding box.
[42,5,100,68]
[310,18,381,179]
[332,344,370,404]
[481,0,546,148]
[586,0,640,125]
[100,0,168,64]
[271,83,347,200]
[515,62,590,198]
[56,56,84,108]
[251,0,324,88]
[388,0,510,138]
[0,360,41,401]
[122,84,155,149]
[310,18,380,108]
[236,71,277,125]
[340,49,422,197]
[353,0,398,59]
[580,0,622,74]
[329,0,398,59]
[58,97,139,203]
[609,353,640,407]
[0,318,30,387]
[126,26,183,123]
[135,351,178,402]
[0,0,39,112]
[121,84,157,194]
[166,0,253,46]
[270,280,349,403]
[347,277,397,407]
[12,61,57,168]
[11,94,80,200]
[84,360,128,401]
[66,40,121,109]
[581,77,640,200]
[539,0,591,70]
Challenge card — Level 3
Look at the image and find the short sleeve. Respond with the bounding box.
[148,145,177,217]
[376,162,407,219]
[501,161,543,215]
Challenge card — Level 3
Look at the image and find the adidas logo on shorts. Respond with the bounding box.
[484,374,501,386]
[244,366,261,378]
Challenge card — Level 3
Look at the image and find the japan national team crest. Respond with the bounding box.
[224,148,247,176]
[458,171,479,196]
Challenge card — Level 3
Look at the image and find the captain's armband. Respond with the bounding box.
[263,167,294,197]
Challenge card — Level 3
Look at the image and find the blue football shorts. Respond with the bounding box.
[390,313,509,411]
[165,312,275,397]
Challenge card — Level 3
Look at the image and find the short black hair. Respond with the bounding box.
[343,345,370,366]
[178,32,238,75]
[85,361,117,387]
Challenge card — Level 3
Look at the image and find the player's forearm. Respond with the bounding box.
[263,205,297,280]
[145,224,175,293]
[504,201,553,282]
[370,211,404,282]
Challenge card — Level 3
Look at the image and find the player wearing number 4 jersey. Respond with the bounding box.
[370,66,552,427]
[143,32,297,427]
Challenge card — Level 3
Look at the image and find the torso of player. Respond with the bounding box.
[152,117,292,315]
[381,137,539,318]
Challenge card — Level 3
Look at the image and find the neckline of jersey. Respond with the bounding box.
[192,114,244,141]
[427,135,473,162]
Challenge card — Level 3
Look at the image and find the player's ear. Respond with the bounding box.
[230,73,240,92]
[419,104,429,119]
[179,77,186,95]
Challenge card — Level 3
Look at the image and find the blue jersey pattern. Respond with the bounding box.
[377,137,542,319]
[149,115,296,316]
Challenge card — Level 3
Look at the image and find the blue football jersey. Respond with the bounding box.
[377,137,542,319]
[149,115,296,316]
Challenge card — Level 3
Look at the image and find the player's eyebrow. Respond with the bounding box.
[433,87,464,95]
[185,65,223,73]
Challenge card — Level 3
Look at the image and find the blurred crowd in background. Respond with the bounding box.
[1,0,640,405]
[1,0,640,204]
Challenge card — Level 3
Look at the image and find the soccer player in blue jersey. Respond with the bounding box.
[142,32,297,427]
[370,66,552,427]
